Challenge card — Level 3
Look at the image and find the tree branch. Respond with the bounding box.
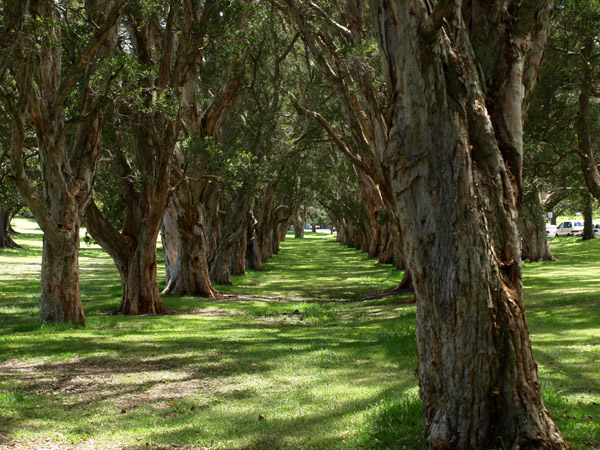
[420,0,455,45]
[52,0,128,115]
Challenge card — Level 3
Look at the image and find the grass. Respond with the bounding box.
[0,219,599,449]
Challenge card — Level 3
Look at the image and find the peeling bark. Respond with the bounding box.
[161,188,218,298]
[370,1,565,448]
[1,0,126,324]
[210,193,251,285]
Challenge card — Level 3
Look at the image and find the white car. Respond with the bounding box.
[545,224,557,238]
[594,224,600,238]
[555,221,584,237]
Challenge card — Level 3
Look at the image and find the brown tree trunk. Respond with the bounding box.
[246,213,264,271]
[161,193,218,297]
[371,2,565,448]
[0,210,21,249]
[230,233,247,276]
[120,234,164,315]
[210,193,251,285]
[292,204,307,238]
[40,223,85,323]
[3,0,126,325]
[581,196,594,241]
[521,188,555,262]
[85,196,166,316]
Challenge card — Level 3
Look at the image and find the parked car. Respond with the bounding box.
[594,224,600,238]
[555,221,584,237]
[545,224,557,238]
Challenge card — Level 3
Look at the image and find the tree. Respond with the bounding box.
[84,0,205,314]
[161,1,252,295]
[0,164,22,249]
[0,108,22,249]
[368,1,565,448]
[542,2,600,206]
[520,185,555,262]
[0,0,127,324]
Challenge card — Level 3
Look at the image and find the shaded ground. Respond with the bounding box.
[0,224,599,449]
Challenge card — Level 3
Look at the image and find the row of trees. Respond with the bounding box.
[3,0,600,448]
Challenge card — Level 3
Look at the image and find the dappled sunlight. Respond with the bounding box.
[1,223,599,448]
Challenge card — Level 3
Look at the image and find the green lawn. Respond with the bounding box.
[0,219,598,449]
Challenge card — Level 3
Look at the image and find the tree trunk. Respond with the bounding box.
[292,204,307,238]
[582,196,594,241]
[0,210,21,249]
[371,2,565,448]
[7,210,20,235]
[210,193,250,285]
[3,0,126,325]
[521,188,555,262]
[119,235,164,315]
[230,233,247,276]
[40,225,85,323]
[85,198,166,315]
[161,194,218,297]
[246,212,264,270]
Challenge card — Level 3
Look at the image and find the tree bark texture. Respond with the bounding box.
[229,234,247,276]
[2,0,126,324]
[246,212,264,271]
[0,210,21,249]
[520,188,555,262]
[370,1,565,448]
[210,192,252,285]
[161,187,218,298]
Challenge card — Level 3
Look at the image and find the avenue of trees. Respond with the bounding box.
[2,0,600,448]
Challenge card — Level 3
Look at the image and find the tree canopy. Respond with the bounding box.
[4,0,600,448]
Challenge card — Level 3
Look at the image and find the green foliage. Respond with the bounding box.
[524,0,600,211]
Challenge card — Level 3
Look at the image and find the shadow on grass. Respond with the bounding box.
[0,312,423,449]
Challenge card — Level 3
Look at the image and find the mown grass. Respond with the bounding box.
[0,220,598,449]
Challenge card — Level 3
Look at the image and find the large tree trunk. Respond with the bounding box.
[521,188,555,262]
[119,229,164,315]
[371,2,565,448]
[85,195,166,316]
[40,222,84,323]
[3,0,125,325]
[229,233,247,276]
[0,210,21,249]
[161,193,218,298]
[210,192,251,285]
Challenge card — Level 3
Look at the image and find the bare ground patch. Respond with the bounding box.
[0,356,219,412]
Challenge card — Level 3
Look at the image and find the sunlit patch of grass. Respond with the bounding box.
[0,219,599,448]
[219,233,404,300]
